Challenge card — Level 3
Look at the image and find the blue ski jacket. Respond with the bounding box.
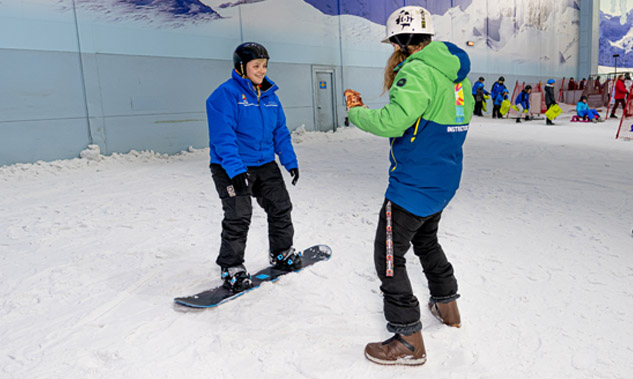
[491,82,507,101]
[472,80,489,96]
[206,70,298,179]
[515,90,530,110]
[494,92,508,106]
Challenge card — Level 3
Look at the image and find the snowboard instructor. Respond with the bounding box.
[205,42,301,293]
[345,6,473,366]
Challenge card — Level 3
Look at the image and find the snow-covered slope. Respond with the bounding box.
[1,115,632,378]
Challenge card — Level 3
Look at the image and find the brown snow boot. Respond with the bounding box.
[364,331,427,366]
[429,299,461,328]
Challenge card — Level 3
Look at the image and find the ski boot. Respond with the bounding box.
[221,264,253,292]
[269,247,302,271]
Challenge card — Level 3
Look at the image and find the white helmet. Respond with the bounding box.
[382,6,434,44]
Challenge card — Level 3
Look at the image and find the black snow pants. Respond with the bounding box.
[492,104,502,119]
[373,199,458,335]
[210,162,293,268]
[473,94,483,116]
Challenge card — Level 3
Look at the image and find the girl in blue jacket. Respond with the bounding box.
[206,42,300,292]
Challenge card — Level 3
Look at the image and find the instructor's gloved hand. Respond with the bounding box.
[230,172,250,195]
[289,168,299,186]
[344,89,364,111]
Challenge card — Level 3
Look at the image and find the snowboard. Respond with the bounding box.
[174,244,332,308]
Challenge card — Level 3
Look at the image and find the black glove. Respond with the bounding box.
[289,168,299,186]
[230,172,249,195]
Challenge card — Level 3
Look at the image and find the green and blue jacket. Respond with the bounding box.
[348,41,473,217]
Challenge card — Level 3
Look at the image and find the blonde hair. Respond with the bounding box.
[382,39,431,94]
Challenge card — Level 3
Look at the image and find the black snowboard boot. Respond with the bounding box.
[221,264,253,292]
[546,118,554,125]
[269,247,302,271]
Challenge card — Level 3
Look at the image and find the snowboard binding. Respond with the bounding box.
[221,264,253,292]
[270,247,303,271]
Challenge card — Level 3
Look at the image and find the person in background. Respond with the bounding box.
[345,5,471,367]
[493,88,509,119]
[205,42,301,293]
[568,77,577,90]
[579,78,586,90]
[514,85,532,123]
[577,95,601,122]
[490,76,507,101]
[472,77,489,116]
[594,76,602,93]
[621,74,628,93]
[610,75,627,119]
[544,79,557,125]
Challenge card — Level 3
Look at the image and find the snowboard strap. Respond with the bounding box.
[385,201,394,277]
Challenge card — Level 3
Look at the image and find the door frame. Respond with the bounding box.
[311,65,338,132]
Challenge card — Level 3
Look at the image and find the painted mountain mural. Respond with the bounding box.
[302,0,473,25]
[600,10,633,68]
[72,0,222,24]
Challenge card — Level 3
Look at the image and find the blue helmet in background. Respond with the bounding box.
[547,79,555,85]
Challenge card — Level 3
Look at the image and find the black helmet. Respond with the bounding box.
[233,42,269,76]
[479,76,485,81]
[525,85,532,90]
[498,76,505,82]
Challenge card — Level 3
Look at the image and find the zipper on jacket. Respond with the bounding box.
[390,138,398,172]
[410,117,422,143]
[255,84,264,155]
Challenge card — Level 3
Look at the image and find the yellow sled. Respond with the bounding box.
[482,94,490,112]
[545,104,563,121]
[500,100,511,115]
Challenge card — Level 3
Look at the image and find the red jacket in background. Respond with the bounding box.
[614,79,627,100]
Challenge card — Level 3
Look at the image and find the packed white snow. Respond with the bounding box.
[1,115,632,378]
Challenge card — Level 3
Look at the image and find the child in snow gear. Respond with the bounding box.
[514,85,532,122]
[493,89,509,119]
[346,5,469,366]
[576,96,601,122]
[490,76,507,114]
[206,42,301,292]
[472,77,489,116]
[544,79,557,125]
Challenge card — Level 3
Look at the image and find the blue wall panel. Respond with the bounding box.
[0,119,89,165]
[0,0,586,166]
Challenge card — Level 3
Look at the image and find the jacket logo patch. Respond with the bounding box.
[396,78,407,87]
[454,83,464,106]
[454,83,465,123]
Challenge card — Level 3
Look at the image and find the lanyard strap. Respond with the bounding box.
[386,201,394,277]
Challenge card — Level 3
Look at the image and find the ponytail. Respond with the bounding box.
[382,38,431,94]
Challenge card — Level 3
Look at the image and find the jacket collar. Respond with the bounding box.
[231,69,277,97]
